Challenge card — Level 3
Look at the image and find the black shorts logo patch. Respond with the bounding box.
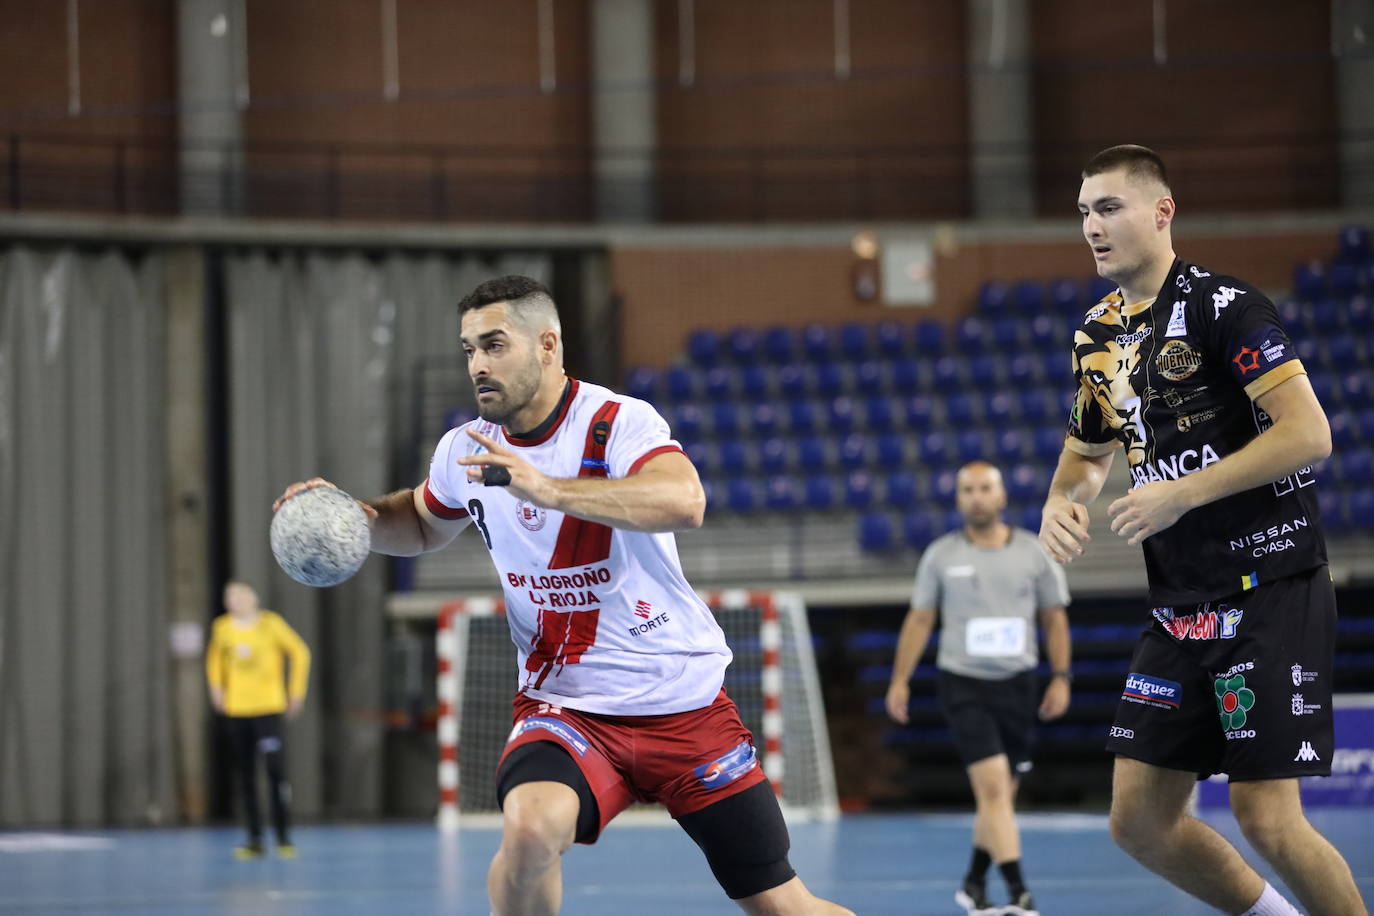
[1216,675,1256,730]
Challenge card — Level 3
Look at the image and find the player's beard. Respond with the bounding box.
[475,351,543,428]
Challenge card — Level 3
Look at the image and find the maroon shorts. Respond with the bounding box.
[498,689,768,842]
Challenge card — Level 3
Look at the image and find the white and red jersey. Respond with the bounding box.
[422,378,731,716]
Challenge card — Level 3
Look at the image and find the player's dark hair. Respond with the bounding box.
[1082,144,1170,192]
[458,275,554,317]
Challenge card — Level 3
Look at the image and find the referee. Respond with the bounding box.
[886,461,1071,916]
[206,580,311,859]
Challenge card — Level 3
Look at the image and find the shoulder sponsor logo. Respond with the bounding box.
[1109,726,1135,739]
[1228,516,1309,557]
[1291,694,1323,716]
[1213,286,1245,319]
[1123,673,1183,709]
[1295,741,1321,762]
[694,740,758,789]
[1156,339,1203,380]
[1116,326,1153,346]
[1261,339,1286,363]
[1215,674,1255,730]
[1130,443,1221,488]
[1084,303,1110,324]
[1232,346,1262,375]
[1165,300,1189,337]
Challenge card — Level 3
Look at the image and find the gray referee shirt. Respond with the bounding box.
[911,527,1071,680]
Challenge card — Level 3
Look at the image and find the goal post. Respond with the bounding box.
[433,590,839,830]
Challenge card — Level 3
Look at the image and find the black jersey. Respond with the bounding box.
[1065,257,1326,605]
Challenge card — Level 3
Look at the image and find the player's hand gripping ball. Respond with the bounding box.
[270,486,371,587]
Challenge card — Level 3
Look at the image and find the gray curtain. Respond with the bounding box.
[223,250,547,818]
[0,247,175,827]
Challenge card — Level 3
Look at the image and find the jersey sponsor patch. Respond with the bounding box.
[1155,339,1203,381]
[1215,674,1256,730]
[508,715,592,756]
[694,740,758,789]
[1229,326,1296,381]
[1165,300,1189,337]
[1123,673,1183,709]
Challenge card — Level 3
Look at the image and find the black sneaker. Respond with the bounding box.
[954,880,999,916]
[1001,890,1039,916]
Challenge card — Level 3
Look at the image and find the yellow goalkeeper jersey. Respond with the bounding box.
[206,610,310,717]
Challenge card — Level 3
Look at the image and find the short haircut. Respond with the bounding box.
[1082,144,1171,193]
[457,275,561,337]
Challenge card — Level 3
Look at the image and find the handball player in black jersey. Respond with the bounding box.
[1038,145,1366,916]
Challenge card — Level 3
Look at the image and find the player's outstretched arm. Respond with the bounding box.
[273,478,469,557]
[1040,445,1114,563]
[457,429,705,533]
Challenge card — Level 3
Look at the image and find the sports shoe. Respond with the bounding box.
[233,842,264,861]
[276,844,297,860]
[954,880,999,916]
[1001,890,1040,916]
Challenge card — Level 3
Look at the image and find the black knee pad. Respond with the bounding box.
[495,741,600,844]
[676,781,795,900]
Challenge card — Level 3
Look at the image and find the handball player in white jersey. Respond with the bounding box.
[275,276,853,916]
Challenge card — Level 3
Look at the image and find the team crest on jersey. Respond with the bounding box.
[515,500,548,531]
[1155,340,1202,381]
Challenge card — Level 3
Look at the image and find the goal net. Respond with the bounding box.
[434,590,838,830]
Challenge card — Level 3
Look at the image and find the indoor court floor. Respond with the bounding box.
[2,809,1371,914]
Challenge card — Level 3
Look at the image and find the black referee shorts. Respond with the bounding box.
[1105,565,1336,781]
[936,669,1038,772]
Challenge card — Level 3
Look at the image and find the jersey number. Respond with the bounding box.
[468,499,492,548]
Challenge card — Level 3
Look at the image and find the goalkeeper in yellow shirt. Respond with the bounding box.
[206,580,311,859]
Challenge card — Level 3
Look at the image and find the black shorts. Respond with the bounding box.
[1105,566,1336,781]
[937,669,1037,772]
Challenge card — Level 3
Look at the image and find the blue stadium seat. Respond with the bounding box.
[956,430,986,463]
[1018,505,1043,534]
[838,322,869,357]
[805,474,836,510]
[1278,300,1309,333]
[626,367,657,402]
[718,440,750,475]
[1028,314,1060,349]
[1327,335,1360,366]
[858,511,895,552]
[992,317,1022,350]
[874,321,906,357]
[969,355,1002,390]
[865,396,896,432]
[1007,354,1044,387]
[853,360,884,392]
[1351,489,1374,530]
[443,406,476,430]
[995,428,1026,462]
[1339,225,1371,263]
[726,478,757,513]
[797,435,831,470]
[1313,457,1339,489]
[1330,413,1357,450]
[1349,295,1373,331]
[763,326,795,363]
[1032,427,1065,461]
[788,400,817,434]
[913,320,944,354]
[1330,263,1362,298]
[1049,277,1081,313]
[750,403,781,437]
[739,364,771,398]
[764,476,800,512]
[1041,350,1069,384]
[828,396,857,433]
[846,472,877,509]
[839,433,871,467]
[704,366,734,400]
[1308,373,1339,406]
[931,469,958,502]
[700,478,717,510]
[682,440,711,475]
[985,392,1015,425]
[712,402,741,436]
[665,365,696,401]
[943,508,964,533]
[801,323,832,361]
[673,404,705,439]
[1357,408,1374,442]
[1293,261,1327,301]
[811,361,846,395]
[885,470,918,507]
[1020,388,1054,423]
[1295,337,1322,366]
[933,356,964,392]
[688,329,720,366]
[1085,276,1116,304]
[978,281,1010,315]
[903,511,935,549]
[876,433,908,470]
[777,364,808,400]
[945,394,978,426]
[1007,463,1046,504]
[904,395,936,431]
[1342,372,1373,407]
[757,437,789,474]
[1339,449,1374,486]
[1312,299,1344,334]
[1014,280,1044,312]
[726,327,761,364]
[890,358,922,394]
[955,317,988,353]
[919,432,948,466]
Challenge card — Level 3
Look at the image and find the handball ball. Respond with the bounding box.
[270,486,371,587]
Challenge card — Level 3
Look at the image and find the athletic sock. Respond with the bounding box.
[998,859,1026,897]
[1237,882,1301,916]
[965,847,992,885]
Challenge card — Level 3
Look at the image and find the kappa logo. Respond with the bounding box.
[1116,326,1153,346]
[1212,286,1245,319]
[1295,741,1321,763]
[1109,726,1135,739]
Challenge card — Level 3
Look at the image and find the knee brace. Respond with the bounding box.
[676,781,795,900]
